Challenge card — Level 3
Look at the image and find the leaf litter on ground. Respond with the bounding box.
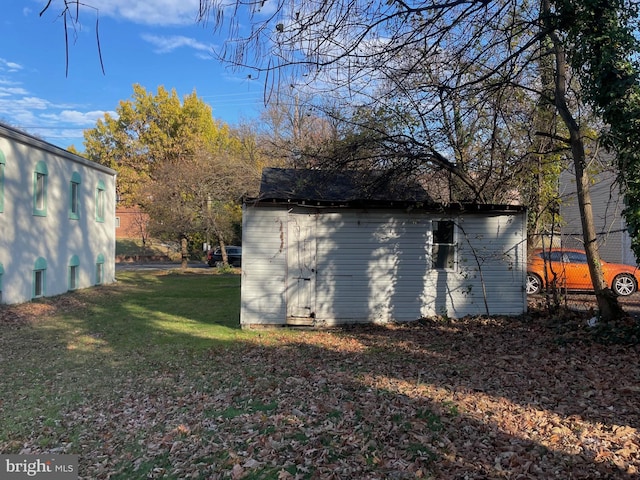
[0,291,639,479]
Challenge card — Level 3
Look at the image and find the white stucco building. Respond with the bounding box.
[0,122,117,305]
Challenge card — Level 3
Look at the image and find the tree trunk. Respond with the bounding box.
[180,236,189,269]
[545,5,624,320]
[218,239,229,266]
[570,143,623,319]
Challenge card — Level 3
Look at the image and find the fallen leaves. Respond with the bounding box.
[2,301,640,478]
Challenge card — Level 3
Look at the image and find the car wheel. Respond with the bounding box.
[612,273,636,296]
[526,273,543,295]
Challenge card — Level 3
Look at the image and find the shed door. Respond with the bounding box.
[287,213,317,323]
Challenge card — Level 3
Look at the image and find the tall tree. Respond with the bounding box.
[83,84,258,266]
[84,84,231,205]
[256,87,337,168]
[197,0,638,319]
[142,146,257,267]
[558,0,640,259]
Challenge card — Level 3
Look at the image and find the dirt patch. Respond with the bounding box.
[0,289,110,326]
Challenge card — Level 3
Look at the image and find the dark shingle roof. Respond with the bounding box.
[256,168,434,205]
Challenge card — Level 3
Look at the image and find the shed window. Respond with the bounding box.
[96,180,105,222]
[0,149,5,213]
[33,161,48,216]
[33,257,47,298]
[69,172,81,220]
[432,220,456,269]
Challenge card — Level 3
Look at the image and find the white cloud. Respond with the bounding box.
[0,58,23,73]
[254,0,278,17]
[43,109,114,125]
[10,96,51,111]
[90,0,202,26]
[141,34,212,54]
[0,86,29,97]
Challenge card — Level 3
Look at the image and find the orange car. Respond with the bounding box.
[527,248,640,296]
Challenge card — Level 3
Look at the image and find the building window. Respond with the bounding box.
[115,216,121,228]
[69,255,80,291]
[69,172,81,220]
[0,263,4,303]
[96,180,105,222]
[33,161,48,217]
[95,254,105,285]
[0,149,5,213]
[432,220,456,269]
[33,257,47,298]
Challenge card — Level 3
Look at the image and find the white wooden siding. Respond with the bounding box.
[241,205,527,327]
[241,206,288,324]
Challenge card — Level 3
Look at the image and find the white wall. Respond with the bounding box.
[0,125,116,305]
[241,206,288,325]
[241,205,527,327]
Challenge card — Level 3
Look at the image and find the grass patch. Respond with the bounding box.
[94,270,242,350]
[0,272,247,446]
[116,239,175,256]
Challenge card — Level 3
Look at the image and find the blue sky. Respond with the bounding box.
[0,1,266,150]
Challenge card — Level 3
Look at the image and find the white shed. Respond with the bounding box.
[0,122,117,305]
[240,168,527,328]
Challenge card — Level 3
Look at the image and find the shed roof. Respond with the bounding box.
[256,167,434,204]
[250,168,525,213]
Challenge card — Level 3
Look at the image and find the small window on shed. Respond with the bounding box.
[432,220,456,269]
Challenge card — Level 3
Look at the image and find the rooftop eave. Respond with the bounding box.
[244,197,525,213]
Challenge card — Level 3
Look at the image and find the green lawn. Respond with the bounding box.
[0,272,251,453]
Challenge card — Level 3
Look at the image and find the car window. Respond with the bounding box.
[565,252,587,263]
[548,251,564,262]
